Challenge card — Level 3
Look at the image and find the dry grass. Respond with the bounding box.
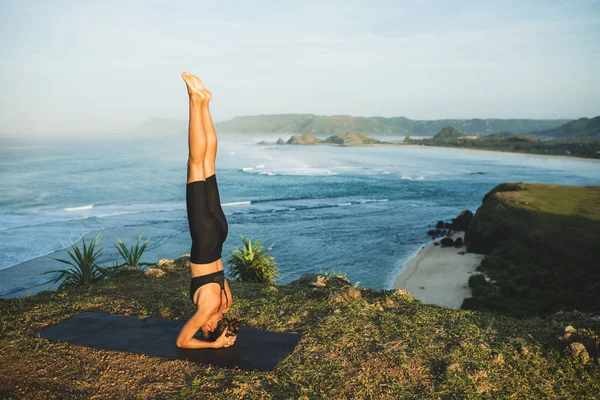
[1,260,599,399]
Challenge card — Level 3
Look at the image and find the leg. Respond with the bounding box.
[182,72,209,183]
[195,84,228,242]
[201,93,217,177]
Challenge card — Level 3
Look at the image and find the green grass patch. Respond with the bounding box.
[1,260,599,399]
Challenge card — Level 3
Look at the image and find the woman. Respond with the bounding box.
[175,72,236,349]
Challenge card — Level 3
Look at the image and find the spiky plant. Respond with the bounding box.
[226,236,278,284]
[114,234,151,269]
[44,234,107,290]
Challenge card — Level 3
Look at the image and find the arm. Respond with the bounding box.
[176,308,216,349]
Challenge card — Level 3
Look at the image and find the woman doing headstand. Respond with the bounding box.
[175,72,236,349]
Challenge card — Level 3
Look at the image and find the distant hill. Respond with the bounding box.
[134,115,571,137]
[528,116,600,138]
[433,126,466,140]
[215,114,570,136]
[486,131,514,138]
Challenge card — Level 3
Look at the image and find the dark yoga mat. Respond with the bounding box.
[36,312,302,371]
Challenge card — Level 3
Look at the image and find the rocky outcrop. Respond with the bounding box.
[451,210,473,231]
[440,237,454,247]
[287,134,322,145]
[322,132,381,146]
[276,138,285,145]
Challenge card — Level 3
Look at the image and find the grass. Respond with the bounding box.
[1,256,599,399]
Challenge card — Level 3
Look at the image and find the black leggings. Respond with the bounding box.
[186,174,228,264]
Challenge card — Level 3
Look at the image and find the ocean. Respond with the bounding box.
[1,135,599,298]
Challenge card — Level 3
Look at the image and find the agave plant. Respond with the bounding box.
[226,236,278,284]
[114,234,151,269]
[44,234,107,290]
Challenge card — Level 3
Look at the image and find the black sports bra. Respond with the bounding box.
[189,270,229,309]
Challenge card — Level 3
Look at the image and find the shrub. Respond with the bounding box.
[114,234,151,269]
[226,236,278,284]
[44,234,108,290]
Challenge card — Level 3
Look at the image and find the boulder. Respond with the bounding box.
[144,268,166,278]
[157,258,177,271]
[276,138,285,145]
[454,237,464,247]
[436,220,445,229]
[451,210,474,231]
[441,237,454,247]
[119,265,138,272]
[257,140,269,145]
[569,342,590,364]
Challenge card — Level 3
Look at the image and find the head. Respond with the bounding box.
[201,310,223,339]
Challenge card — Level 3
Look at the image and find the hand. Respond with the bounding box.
[213,327,237,349]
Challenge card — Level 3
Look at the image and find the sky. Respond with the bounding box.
[1,0,599,137]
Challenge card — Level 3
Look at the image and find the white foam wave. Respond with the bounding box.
[357,199,389,204]
[337,202,351,206]
[242,167,254,172]
[222,201,251,207]
[64,205,94,212]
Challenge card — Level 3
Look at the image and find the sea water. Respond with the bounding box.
[1,135,599,298]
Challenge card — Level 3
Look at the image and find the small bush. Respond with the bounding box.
[226,236,278,284]
[44,234,108,290]
[114,234,151,269]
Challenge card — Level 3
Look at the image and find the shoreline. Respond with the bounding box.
[394,232,486,310]
[272,141,600,162]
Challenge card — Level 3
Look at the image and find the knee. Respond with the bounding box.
[188,157,205,168]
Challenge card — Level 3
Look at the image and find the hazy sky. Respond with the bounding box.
[1,0,599,137]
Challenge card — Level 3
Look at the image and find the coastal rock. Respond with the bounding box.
[440,237,454,247]
[451,210,473,231]
[454,237,464,247]
[436,221,445,229]
[569,342,590,364]
[119,265,138,272]
[157,258,177,271]
[276,138,285,145]
[287,134,322,145]
[322,132,382,146]
[144,268,166,278]
[174,254,191,270]
[257,140,269,145]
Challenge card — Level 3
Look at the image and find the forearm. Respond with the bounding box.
[177,337,215,349]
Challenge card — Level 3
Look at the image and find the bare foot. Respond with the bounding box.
[182,72,211,100]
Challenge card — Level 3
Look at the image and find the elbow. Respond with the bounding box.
[176,335,190,349]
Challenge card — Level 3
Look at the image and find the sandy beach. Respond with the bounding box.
[394,233,486,309]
